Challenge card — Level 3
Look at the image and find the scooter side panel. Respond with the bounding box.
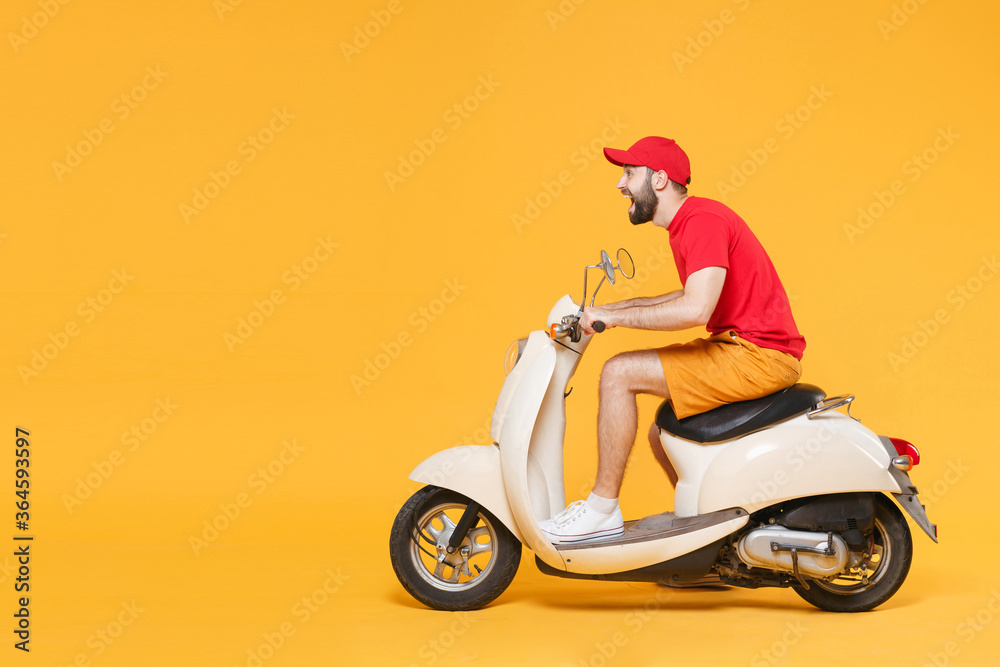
[662,438,729,517]
[694,412,902,515]
[409,445,524,543]
[496,344,567,568]
[491,298,586,445]
[490,330,553,444]
[526,336,587,520]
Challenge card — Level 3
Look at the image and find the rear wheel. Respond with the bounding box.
[390,486,521,611]
[794,494,912,612]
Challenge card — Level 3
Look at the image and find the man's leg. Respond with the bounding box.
[538,349,670,545]
[648,422,678,487]
[593,350,670,498]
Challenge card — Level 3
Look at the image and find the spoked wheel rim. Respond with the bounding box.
[409,501,499,592]
[815,516,893,594]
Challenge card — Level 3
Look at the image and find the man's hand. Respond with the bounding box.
[581,306,615,335]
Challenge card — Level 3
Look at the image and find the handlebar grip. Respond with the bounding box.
[593,321,606,333]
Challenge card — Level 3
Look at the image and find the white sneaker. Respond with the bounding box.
[538,500,624,545]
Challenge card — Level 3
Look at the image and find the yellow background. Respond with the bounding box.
[2,0,999,665]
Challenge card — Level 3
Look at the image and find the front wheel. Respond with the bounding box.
[390,486,521,611]
[794,494,912,612]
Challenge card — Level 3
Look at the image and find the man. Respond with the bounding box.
[538,136,806,544]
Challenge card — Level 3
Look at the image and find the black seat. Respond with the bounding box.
[655,383,826,443]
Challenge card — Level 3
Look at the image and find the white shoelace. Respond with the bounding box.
[552,500,587,525]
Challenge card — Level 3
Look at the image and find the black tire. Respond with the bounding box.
[390,486,521,611]
[794,494,912,612]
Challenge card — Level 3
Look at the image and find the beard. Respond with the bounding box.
[628,170,657,225]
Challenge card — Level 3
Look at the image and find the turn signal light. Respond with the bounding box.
[892,455,914,471]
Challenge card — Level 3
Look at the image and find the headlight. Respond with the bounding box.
[503,338,527,376]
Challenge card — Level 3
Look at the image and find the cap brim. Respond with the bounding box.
[603,147,639,167]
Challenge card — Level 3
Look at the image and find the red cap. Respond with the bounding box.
[604,136,691,186]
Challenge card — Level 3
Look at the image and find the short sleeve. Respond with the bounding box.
[678,214,731,278]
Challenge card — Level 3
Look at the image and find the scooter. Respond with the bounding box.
[390,250,938,613]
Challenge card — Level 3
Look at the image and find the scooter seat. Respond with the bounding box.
[655,383,826,443]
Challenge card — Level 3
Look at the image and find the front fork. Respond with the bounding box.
[448,501,482,549]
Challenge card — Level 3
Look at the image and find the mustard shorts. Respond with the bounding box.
[657,331,802,420]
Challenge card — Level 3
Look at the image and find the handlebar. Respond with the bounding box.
[550,315,609,341]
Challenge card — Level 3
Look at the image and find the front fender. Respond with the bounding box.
[409,445,523,543]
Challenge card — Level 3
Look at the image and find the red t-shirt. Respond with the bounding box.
[668,197,806,360]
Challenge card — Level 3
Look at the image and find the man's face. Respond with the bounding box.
[617,165,657,225]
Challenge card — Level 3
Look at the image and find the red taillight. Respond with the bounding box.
[889,437,920,465]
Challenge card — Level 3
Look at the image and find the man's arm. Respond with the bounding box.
[602,290,684,311]
[581,266,727,333]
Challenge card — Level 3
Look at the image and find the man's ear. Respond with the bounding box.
[651,169,671,192]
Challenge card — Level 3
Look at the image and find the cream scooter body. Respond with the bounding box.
[395,250,936,612]
[408,293,916,578]
[665,410,899,518]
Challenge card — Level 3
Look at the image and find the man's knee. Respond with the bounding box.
[600,350,669,397]
[601,350,658,379]
[599,352,632,388]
